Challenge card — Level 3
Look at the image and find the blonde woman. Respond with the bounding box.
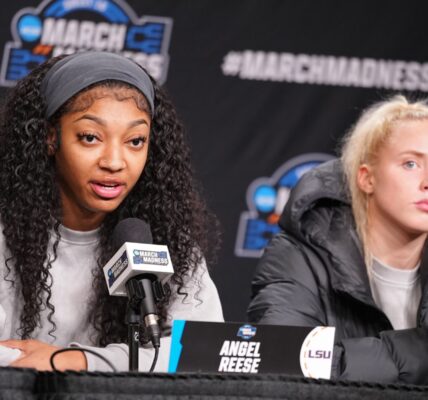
[248,96,428,384]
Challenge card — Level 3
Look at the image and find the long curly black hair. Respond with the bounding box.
[0,55,220,345]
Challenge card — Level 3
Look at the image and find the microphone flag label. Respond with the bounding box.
[133,250,168,265]
[103,242,174,296]
[107,251,128,288]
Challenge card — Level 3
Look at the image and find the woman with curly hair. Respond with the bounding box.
[0,51,223,371]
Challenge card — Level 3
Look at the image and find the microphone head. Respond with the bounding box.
[112,218,153,249]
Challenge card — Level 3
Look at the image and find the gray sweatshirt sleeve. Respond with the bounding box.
[72,258,224,372]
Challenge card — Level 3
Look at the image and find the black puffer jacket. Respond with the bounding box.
[247,159,428,384]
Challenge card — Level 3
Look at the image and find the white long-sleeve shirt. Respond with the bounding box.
[0,224,224,371]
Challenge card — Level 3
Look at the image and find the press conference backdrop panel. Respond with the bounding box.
[0,0,426,321]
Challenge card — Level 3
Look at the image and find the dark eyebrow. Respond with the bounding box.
[73,114,149,128]
[128,119,149,128]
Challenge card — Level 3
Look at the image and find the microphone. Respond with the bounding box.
[103,218,174,350]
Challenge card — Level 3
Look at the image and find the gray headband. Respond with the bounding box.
[41,51,155,118]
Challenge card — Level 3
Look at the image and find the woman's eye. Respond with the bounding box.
[85,135,96,143]
[77,133,99,144]
[129,137,146,148]
[404,160,418,169]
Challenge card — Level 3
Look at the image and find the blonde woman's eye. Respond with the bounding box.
[404,160,417,169]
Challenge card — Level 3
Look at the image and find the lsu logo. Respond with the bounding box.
[235,153,333,258]
[308,350,332,359]
[1,0,172,86]
[237,324,257,340]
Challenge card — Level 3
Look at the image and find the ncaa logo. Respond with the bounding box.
[235,153,333,258]
[18,15,43,42]
[237,324,257,340]
[1,0,172,86]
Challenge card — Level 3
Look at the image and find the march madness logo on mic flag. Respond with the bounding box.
[0,0,172,86]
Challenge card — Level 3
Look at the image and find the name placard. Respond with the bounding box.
[168,321,335,379]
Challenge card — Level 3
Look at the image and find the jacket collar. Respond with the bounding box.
[279,159,377,307]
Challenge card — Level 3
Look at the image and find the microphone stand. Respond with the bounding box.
[125,275,166,372]
[125,279,144,371]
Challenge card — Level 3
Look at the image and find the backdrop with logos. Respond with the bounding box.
[0,0,427,321]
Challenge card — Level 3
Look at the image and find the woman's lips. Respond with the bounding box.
[415,200,428,212]
[90,182,125,199]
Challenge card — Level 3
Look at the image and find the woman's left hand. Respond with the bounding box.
[0,339,87,371]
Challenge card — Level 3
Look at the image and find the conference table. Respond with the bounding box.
[2,367,428,400]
